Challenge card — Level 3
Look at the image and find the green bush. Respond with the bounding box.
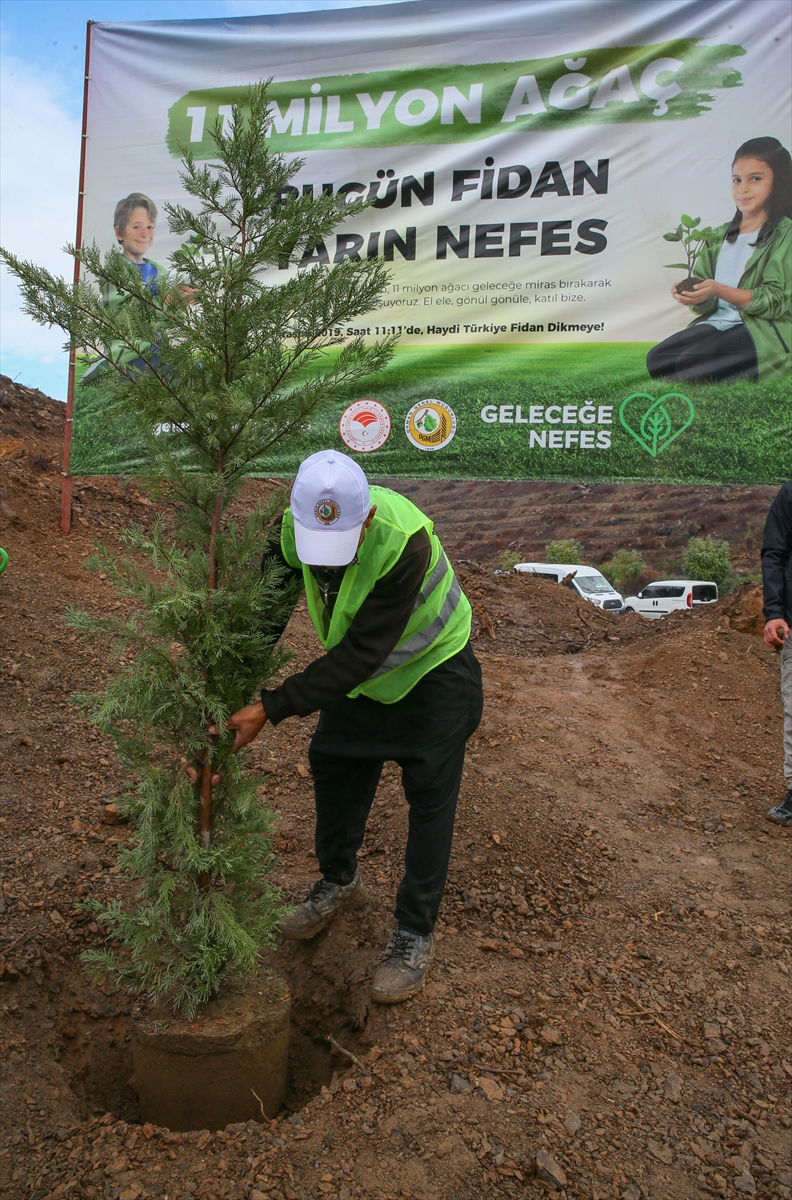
[602,548,647,590]
[500,550,522,572]
[545,538,583,564]
[683,535,732,586]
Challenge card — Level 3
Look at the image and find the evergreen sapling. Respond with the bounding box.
[0,83,396,1015]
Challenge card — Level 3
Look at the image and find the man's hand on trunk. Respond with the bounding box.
[185,701,268,785]
[210,700,268,751]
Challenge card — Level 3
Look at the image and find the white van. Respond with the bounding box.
[621,579,718,618]
[514,562,623,611]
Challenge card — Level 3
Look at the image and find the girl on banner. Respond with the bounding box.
[647,136,792,384]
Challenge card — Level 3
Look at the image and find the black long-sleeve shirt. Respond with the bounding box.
[260,516,431,724]
[762,481,792,624]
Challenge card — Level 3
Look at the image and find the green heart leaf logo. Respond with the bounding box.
[619,391,695,457]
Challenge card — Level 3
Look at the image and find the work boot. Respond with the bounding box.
[767,788,792,825]
[371,928,434,1004]
[279,874,367,941]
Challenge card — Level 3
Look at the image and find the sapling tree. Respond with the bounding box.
[602,548,647,590]
[0,83,396,1016]
[663,214,717,293]
[545,538,583,564]
[683,535,732,587]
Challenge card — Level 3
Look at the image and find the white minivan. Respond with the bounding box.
[621,579,718,618]
[514,562,624,611]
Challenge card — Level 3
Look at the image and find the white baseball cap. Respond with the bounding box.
[290,449,371,566]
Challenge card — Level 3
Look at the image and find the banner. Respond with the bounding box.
[70,0,791,484]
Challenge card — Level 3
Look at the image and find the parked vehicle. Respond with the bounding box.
[514,562,623,611]
[621,579,718,618]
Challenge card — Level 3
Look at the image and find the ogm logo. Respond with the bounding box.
[404,400,457,452]
[314,498,340,525]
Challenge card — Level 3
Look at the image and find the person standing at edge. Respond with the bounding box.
[762,481,792,824]
[220,449,483,1002]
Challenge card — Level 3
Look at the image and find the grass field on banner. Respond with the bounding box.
[70,343,790,484]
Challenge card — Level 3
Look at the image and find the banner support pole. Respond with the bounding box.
[61,19,93,535]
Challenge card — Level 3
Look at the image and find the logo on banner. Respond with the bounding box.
[339,399,392,453]
[619,392,695,458]
[405,400,457,452]
[315,499,340,524]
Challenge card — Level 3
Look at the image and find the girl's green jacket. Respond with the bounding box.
[690,215,791,383]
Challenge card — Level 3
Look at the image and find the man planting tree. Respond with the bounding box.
[220,449,483,1003]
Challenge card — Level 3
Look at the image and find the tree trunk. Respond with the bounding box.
[198,461,225,887]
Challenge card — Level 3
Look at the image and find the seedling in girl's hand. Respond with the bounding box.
[663,214,717,293]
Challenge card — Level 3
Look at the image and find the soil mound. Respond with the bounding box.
[1,379,790,1200]
[720,581,767,637]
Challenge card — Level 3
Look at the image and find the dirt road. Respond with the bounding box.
[1,379,790,1200]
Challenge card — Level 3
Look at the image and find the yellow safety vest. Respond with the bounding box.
[280,486,471,703]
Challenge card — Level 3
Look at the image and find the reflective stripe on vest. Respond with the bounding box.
[370,567,462,678]
[414,548,450,610]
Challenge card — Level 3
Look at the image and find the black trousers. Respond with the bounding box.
[308,641,483,936]
[646,322,757,383]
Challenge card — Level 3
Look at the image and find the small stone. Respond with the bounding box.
[648,1139,674,1165]
[296,764,309,778]
[563,1112,581,1134]
[734,1166,757,1194]
[250,1192,268,1200]
[449,1074,472,1094]
[539,1025,563,1046]
[102,803,125,825]
[477,1076,504,1102]
[341,1077,357,1092]
[663,1074,683,1103]
[622,1186,642,1200]
[535,1148,566,1188]
[703,1020,721,1040]
[691,1138,717,1164]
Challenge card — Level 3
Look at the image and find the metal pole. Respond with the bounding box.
[61,19,94,535]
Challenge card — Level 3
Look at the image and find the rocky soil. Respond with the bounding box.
[1,375,790,1200]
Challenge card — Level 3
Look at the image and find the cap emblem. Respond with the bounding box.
[315,498,340,525]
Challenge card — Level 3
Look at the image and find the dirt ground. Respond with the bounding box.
[1,376,790,1200]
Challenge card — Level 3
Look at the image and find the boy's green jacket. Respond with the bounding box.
[99,258,164,366]
[690,216,791,382]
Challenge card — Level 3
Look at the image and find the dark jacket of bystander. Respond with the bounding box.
[762,481,792,625]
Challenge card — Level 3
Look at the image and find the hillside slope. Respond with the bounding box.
[1,378,790,1200]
